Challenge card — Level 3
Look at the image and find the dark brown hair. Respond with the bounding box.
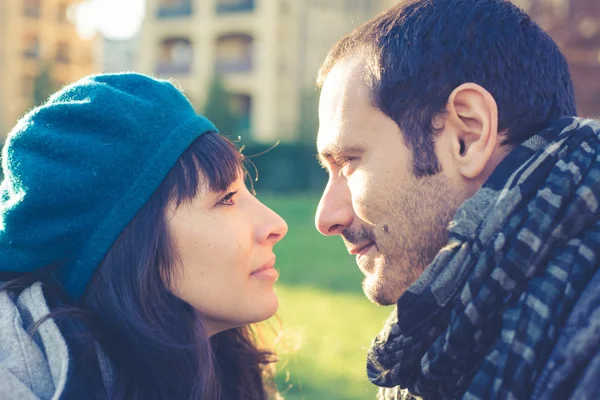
[2,132,279,399]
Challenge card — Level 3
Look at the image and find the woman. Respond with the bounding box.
[0,73,288,399]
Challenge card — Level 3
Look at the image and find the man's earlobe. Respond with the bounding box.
[445,83,499,180]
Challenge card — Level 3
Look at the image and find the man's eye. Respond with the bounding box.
[335,157,357,170]
[218,191,238,206]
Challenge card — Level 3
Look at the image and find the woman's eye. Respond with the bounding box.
[218,191,238,206]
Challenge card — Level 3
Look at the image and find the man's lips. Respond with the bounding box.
[348,243,375,255]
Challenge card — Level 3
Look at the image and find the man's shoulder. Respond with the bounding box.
[533,264,600,398]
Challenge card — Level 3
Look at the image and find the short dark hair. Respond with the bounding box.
[318,0,577,176]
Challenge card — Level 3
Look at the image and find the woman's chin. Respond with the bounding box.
[252,291,279,323]
[220,291,279,330]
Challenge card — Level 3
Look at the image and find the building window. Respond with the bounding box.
[56,42,70,64]
[230,94,252,135]
[156,0,192,18]
[155,37,193,74]
[23,35,40,59]
[24,0,41,18]
[216,0,254,13]
[215,34,253,73]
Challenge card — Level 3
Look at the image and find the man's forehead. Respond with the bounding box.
[320,56,370,112]
[318,56,373,155]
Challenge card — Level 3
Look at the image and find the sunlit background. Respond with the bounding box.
[0,0,599,399]
[74,0,146,39]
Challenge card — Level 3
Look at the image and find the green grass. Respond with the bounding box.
[258,194,392,400]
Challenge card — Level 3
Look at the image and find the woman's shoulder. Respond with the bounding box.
[0,282,69,399]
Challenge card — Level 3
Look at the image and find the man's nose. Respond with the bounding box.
[315,179,353,236]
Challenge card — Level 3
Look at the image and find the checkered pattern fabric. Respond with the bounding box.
[367,118,600,399]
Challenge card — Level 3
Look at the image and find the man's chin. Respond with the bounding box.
[362,275,402,306]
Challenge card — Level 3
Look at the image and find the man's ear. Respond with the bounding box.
[443,83,499,180]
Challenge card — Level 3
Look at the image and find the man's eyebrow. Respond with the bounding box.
[317,145,364,167]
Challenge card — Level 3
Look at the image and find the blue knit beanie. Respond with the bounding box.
[0,73,217,299]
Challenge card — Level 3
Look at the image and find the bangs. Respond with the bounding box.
[166,132,244,205]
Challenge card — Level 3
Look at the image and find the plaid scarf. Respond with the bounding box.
[367,117,600,399]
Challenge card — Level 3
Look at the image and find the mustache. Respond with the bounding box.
[341,226,376,245]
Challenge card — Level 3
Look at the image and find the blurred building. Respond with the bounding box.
[526,0,600,117]
[0,0,100,136]
[512,0,600,117]
[0,2,6,134]
[138,0,391,142]
[102,35,139,73]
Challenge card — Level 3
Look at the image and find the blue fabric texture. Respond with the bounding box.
[0,73,217,299]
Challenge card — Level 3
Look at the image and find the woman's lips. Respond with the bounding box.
[250,257,278,281]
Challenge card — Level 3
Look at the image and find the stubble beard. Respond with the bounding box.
[362,255,423,305]
[362,174,461,306]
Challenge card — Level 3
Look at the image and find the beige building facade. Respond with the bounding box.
[0,0,99,137]
[138,0,392,142]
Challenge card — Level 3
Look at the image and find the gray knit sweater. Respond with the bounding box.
[0,282,113,399]
[0,282,69,399]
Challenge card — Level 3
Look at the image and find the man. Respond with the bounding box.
[314,0,600,399]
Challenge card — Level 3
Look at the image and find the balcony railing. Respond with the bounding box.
[215,59,253,73]
[24,7,41,18]
[215,35,253,73]
[155,63,192,74]
[216,0,254,14]
[24,0,41,17]
[23,47,39,59]
[156,1,192,18]
[155,38,193,74]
